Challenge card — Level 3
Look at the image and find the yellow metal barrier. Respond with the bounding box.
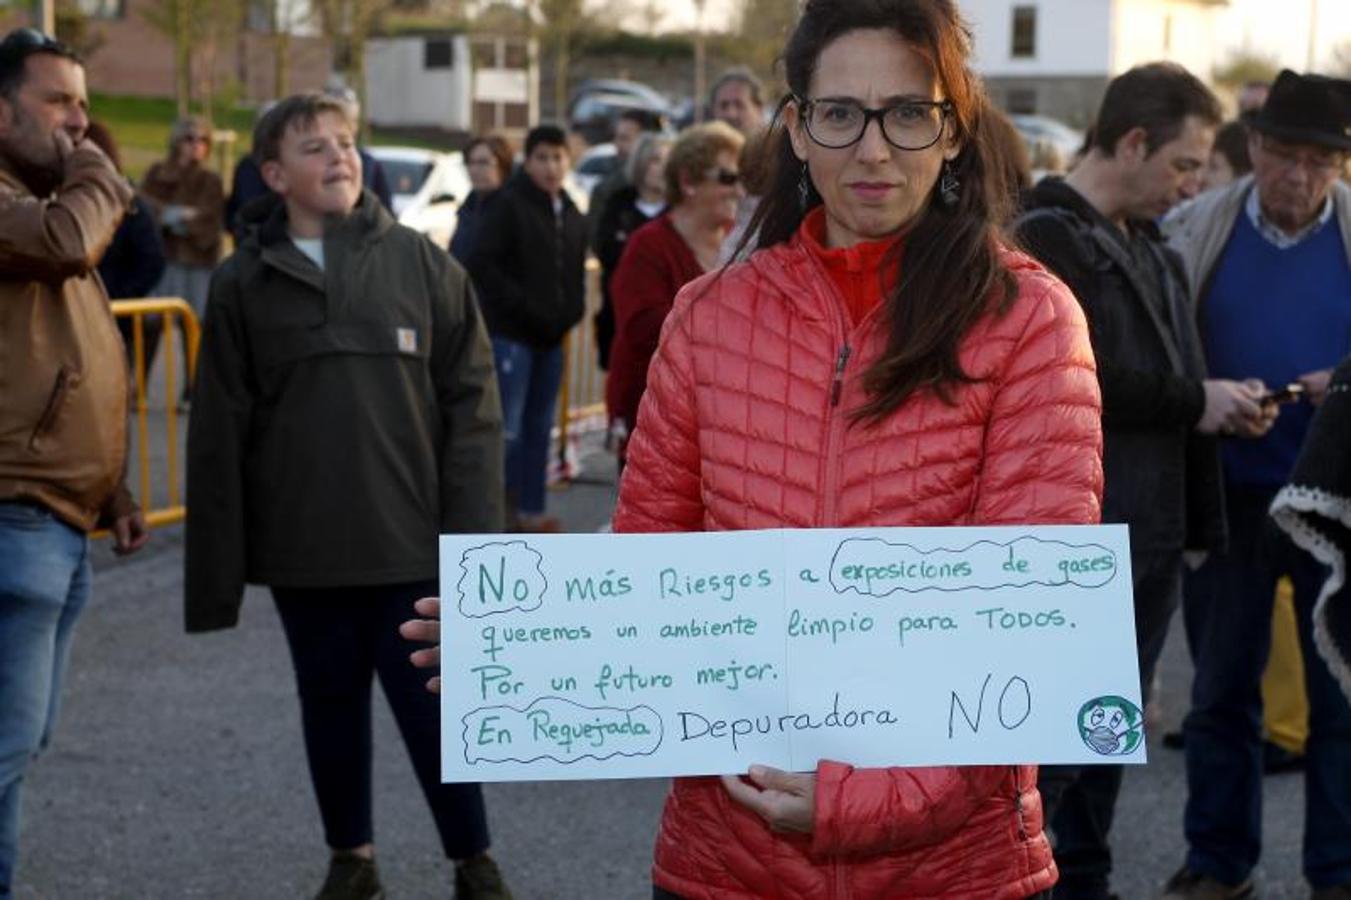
[106,298,201,531]
[107,278,593,523]
[554,259,609,483]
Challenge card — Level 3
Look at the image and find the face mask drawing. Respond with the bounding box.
[1077,696,1144,756]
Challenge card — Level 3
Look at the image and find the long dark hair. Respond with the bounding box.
[741,0,1016,422]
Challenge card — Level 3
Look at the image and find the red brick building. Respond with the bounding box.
[2,0,333,104]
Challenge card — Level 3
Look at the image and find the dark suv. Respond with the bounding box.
[567,80,670,145]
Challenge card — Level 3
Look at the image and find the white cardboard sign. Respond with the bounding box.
[439,525,1144,782]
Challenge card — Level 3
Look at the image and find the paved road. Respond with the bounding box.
[15,440,1311,899]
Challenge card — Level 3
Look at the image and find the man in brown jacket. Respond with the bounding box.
[0,28,147,900]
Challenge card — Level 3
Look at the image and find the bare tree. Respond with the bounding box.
[532,0,591,123]
[53,1,107,61]
[468,1,532,35]
[730,0,797,94]
[255,0,313,98]
[639,0,664,34]
[141,0,245,118]
[1212,48,1281,92]
[313,0,396,132]
[140,0,195,116]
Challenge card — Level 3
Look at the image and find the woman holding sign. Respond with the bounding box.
[610,0,1103,897]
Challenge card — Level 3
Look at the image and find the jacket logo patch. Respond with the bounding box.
[396,327,418,354]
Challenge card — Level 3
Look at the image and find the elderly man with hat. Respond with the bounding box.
[1161,70,1351,900]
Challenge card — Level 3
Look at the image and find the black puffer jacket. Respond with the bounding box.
[593,184,661,370]
[466,170,587,349]
[1017,176,1225,553]
[185,191,503,631]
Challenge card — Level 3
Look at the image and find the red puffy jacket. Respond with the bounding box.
[612,229,1103,900]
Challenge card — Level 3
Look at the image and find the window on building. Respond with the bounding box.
[76,0,124,17]
[425,37,454,70]
[1011,6,1037,58]
[471,41,495,68]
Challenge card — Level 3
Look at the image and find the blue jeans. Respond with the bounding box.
[492,337,563,517]
[1183,485,1351,888]
[0,502,92,900]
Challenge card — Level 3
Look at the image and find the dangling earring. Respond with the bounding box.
[939,160,960,207]
[798,162,811,212]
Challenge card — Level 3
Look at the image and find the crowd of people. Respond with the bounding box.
[2,0,1351,898]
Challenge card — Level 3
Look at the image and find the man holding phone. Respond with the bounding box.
[1163,70,1351,897]
[1016,63,1276,900]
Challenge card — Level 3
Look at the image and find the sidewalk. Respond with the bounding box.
[15,440,1312,899]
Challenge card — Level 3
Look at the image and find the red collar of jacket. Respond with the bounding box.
[797,206,904,329]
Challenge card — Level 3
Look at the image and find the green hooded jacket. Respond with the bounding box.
[184,191,503,632]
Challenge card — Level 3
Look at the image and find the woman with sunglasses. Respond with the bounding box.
[139,116,224,406]
[612,1,1102,897]
[605,122,743,469]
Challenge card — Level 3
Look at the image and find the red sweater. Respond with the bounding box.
[800,205,903,328]
[605,214,705,430]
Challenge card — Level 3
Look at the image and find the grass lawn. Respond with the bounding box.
[91,92,447,183]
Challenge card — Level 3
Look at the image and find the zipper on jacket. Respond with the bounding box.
[1013,778,1028,841]
[833,858,850,900]
[829,345,852,407]
[28,366,72,451]
[820,341,852,526]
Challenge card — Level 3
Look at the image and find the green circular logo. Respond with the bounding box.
[1077,695,1144,756]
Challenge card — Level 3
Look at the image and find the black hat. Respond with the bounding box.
[1250,70,1351,152]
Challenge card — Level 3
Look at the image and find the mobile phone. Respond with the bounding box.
[1262,383,1305,405]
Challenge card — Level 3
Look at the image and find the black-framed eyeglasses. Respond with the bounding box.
[796,96,952,151]
[707,167,741,186]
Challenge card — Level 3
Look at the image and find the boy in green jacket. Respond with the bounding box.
[184,93,512,900]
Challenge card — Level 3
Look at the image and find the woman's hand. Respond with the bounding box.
[721,766,816,834]
[399,596,442,693]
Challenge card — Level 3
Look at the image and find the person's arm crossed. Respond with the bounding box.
[0,132,131,279]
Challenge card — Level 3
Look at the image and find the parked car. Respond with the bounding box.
[564,81,670,144]
[569,79,670,117]
[571,143,620,199]
[367,145,470,247]
[1009,114,1085,167]
[569,92,671,146]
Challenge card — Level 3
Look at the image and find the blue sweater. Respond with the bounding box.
[1203,209,1351,487]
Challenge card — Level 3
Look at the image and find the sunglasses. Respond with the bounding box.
[1,28,63,52]
[708,167,741,186]
[180,134,210,145]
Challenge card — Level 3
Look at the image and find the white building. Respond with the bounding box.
[959,0,1230,126]
[365,32,538,136]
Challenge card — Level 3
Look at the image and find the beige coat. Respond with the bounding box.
[1163,174,1351,306]
[140,160,224,268]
